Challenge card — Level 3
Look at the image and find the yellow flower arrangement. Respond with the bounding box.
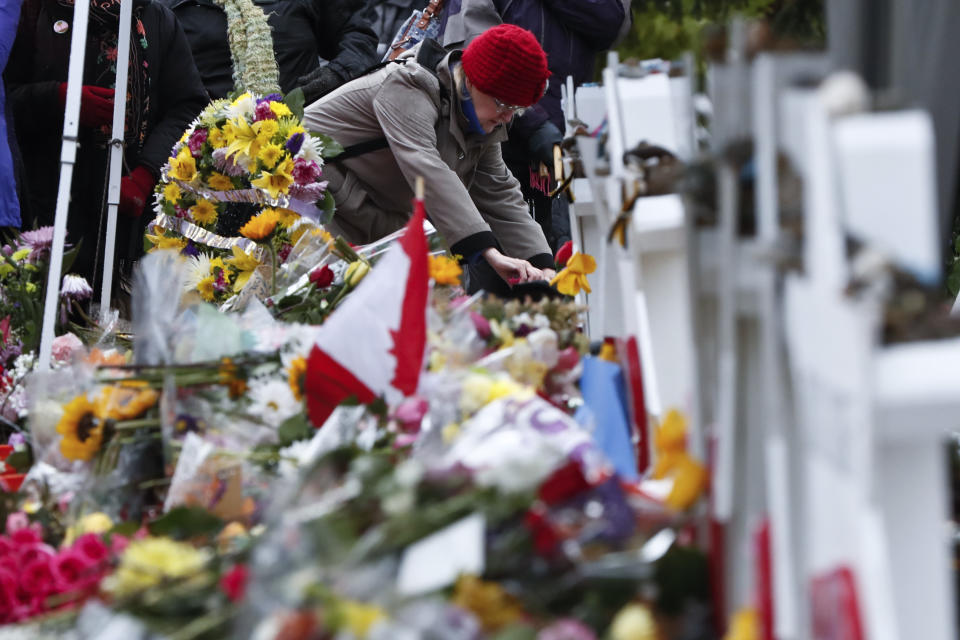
[549,252,597,296]
[107,537,211,598]
[274,207,299,228]
[287,355,307,401]
[250,156,294,199]
[189,199,218,226]
[63,512,113,547]
[253,119,279,143]
[225,117,260,159]
[239,208,280,241]
[56,395,105,462]
[428,254,463,286]
[145,232,187,253]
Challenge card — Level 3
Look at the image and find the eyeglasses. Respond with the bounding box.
[492,96,527,116]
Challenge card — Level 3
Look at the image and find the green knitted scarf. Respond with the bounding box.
[213,0,280,95]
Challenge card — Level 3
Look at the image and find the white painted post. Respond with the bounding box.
[38,0,90,371]
[99,0,134,319]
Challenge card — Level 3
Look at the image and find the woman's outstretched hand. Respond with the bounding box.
[482,248,552,286]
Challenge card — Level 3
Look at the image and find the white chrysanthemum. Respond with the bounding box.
[226,94,256,120]
[247,378,300,428]
[296,135,324,164]
[183,254,213,292]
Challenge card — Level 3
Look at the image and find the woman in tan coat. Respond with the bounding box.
[304,25,556,294]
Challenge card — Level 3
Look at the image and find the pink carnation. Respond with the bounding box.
[254,101,276,122]
[10,527,41,546]
[292,158,321,186]
[51,333,85,363]
[188,128,208,156]
[5,512,28,535]
[289,181,328,203]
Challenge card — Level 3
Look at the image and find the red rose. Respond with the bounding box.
[73,533,109,565]
[52,549,95,591]
[524,508,560,556]
[554,240,573,268]
[220,563,249,602]
[309,265,334,288]
[21,556,55,598]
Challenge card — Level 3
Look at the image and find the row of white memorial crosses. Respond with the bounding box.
[694,22,958,640]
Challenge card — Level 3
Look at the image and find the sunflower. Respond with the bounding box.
[207,172,234,191]
[190,199,218,226]
[96,385,159,421]
[238,208,280,241]
[250,157,294,200]
[287,355,307,401]
[197,275,216,301]
[428,254,463,286]
[168,147,197,182]
[163,182,182,204]
[56,395,105,461]
[218,357,248,398]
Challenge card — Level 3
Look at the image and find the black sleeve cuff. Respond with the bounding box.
[451,231,497,263]
[528,253,555,269]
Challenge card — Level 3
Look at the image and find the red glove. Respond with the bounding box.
[57,83,114,128]
[119,166,156,218]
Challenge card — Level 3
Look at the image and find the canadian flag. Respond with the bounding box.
[304,205,429,427]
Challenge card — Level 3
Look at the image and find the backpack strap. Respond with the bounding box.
[330,40,450,164]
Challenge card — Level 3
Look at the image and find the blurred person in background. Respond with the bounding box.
[162,0,378,103]
[0,0,24,236]
[444,0,630,252]
[304,25,556,295]
[6,0,207,292]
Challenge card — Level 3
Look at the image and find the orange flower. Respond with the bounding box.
[96,385,159,421]
[428,254,463,286]
[239,209,280,241]
[548,252,596,296]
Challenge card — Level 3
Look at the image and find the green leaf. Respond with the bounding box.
[954,235,960,255]
[489,625,537,640]
[320,190,336,225]
[148,506,223,540]
[278,413,313,446]
[314,132,344,159]
[4,449,31,473]
[284,87,306,120]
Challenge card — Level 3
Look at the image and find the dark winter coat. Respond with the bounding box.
[161,0,378,99]
[6,0,207,280]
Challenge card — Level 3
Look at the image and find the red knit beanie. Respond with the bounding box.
[462,24,550,108]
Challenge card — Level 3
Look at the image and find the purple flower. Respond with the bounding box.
[7,433,25,447]
[214,270,229,292]
[18,227,58,261]
[254,101,276,122]
[278,243,292,262]
[181,241,200,257]
[61,275,92,301]
[292,158,321,186]
[259,93,283,104]
[187,129,208,156]
[285,132,304,156]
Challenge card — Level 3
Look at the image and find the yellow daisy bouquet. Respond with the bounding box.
[147,91,344,304]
